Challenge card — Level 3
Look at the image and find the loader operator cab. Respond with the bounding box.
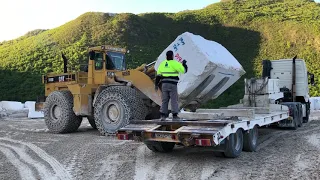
[89,45,127,71]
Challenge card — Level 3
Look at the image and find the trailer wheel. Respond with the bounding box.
[213,151,225,157]
[224,129,243,158]
[94,89,132,135]
[44,90,82,133]
[243,126,258,152]
[144,141,175,153]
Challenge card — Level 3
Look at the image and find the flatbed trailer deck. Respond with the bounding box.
[117,104,290,158]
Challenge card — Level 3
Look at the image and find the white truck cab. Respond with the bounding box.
[262,57,315,122]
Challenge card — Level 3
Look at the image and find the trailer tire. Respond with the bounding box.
[243,126,258,152]
[94,89,132,135]
[213,151,225,157]
[87,116,97,129]
[44,90,82,133]
[144,141,175,153]
[224,129,243,158]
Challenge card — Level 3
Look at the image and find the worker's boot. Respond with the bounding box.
[172,114,182,121]
[160,113,167,121]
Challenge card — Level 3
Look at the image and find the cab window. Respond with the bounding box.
[106,52,126,70]
[94,52,104,70]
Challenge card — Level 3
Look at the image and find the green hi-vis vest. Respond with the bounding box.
[157,60,185,77]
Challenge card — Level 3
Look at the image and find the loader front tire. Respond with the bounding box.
[44,91,82,133]
[94,89,132,135]
[97,86,148,120]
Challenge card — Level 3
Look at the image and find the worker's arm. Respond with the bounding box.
[155,64,162,91]
[173,61,187,73]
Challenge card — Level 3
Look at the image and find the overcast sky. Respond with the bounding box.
[0,0,319,42]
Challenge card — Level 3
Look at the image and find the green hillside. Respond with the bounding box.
[0,0,320,108]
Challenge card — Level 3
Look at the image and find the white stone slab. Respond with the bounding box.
[155,32,246,108]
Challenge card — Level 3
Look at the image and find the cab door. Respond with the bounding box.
[92,51,106,84]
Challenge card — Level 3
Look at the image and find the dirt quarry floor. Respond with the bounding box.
[1,112,320,180]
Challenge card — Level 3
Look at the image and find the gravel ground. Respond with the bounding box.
[1,112,320,180]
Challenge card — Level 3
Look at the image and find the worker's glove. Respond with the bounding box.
[182,60,187,64]
[155,85,159,91]
[182,60,188,73]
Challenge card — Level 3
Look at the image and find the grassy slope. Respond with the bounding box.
[0,0,319,108]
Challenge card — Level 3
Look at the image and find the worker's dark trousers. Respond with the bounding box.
[160,83,179,116]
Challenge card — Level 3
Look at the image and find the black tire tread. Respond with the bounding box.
[144,141,175,153]
[100,86,148,120]
[43,90,82,133]
[94,89,132,135]
[243,126,258,152]
[224,129,243,158]
[87,116,97,129]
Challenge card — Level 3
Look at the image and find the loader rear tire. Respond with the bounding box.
[94,89,133,135]
[44,91,82,133]
[87,116,97,129]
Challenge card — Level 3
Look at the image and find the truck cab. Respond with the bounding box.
[262,57,315,122]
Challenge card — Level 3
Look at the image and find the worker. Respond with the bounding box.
[155,50,188,121]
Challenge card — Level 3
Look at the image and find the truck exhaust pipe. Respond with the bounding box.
[292,55,297,102]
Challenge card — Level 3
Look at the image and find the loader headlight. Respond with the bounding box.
[107,72,115,78]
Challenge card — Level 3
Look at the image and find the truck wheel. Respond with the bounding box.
[87,116,97,129]
[243,126,258,152]
[303,109,309,123]
[43,91,82,133]
[224,129,243,158]
[292,114,300,130]
[94,89,132,135]
[144,141,175,153]
[298,106,303,127]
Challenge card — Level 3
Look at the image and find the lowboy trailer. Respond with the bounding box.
[116,105,289,158]
[116,57,315,158]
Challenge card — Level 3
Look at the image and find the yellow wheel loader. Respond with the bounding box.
[36,45,162,135]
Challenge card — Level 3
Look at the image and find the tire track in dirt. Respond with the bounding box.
[0,143,53,179]
[0,137,72,180]
[133,145,180,180]
[0,146,35,180]
[256,131,290,151]
[134,145,157,180]
[94,154,124,180]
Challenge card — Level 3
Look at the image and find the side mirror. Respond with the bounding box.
[89,51,95,60]
[308,72,315,86]
[310,74,315,86]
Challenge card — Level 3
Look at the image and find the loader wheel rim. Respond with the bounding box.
[50,105,61,122]
[234,131,241,151]
[102,101,122,124]
[108,105,119,121]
